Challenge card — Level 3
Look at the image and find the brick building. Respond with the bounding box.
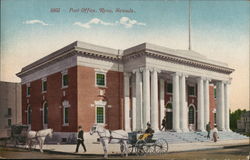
[16,41,234,136]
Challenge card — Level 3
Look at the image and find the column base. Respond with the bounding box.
[181,128,190,132]
[174,129,182,133]
[197,129,206,132]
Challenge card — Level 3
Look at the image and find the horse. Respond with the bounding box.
[26,128,53,152]
[89,124,129,158]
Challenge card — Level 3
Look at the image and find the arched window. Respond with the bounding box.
[43,102,48,125]
[62,100,70,125]
[188,106,195,124]
[27,105,32,124]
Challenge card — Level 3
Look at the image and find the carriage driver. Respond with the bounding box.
[139,122,155,140]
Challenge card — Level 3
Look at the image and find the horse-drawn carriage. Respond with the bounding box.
[0,124,29,147]
[128,132,168,156]
[90,124,168,158]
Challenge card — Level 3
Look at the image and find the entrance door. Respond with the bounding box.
[188,105,196,131]
[165,103,173,130]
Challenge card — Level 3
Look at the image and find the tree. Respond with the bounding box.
[230,109,246,131]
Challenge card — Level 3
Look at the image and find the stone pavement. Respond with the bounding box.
[30,133,249,155]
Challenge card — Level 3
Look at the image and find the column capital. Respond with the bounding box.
[132,68,141,74]
[171,72,181,77]
[181,73,189,78]
[124,72,131,77]
[203,77,212,81]
[140,67,151,72]
[150,68,161,73]
[223,79,232,85]
[196,76,206,81]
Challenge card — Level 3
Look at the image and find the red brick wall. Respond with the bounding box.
[21,67,77,132]
[77,66,124,132]
[209,85,216,127]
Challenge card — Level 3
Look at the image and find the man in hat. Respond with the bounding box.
[75,125,87,153]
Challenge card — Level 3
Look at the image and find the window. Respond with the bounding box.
[96,73,105,87]
[8,119,11,127]
[214,113,216,124]
[188,106,195,124]
[7,108,11,116]
[214,88,216,98]
[62,74,68,87]
[27,106,32,124]
[64,107,69,124]
[96,107,104,123]
[42,80,47,92]
[166,83,172,94]
[188,86,196,96]
[43,102,48,124]
[61,70,68,88]
[27,86,31,96]
[62,100,70,125]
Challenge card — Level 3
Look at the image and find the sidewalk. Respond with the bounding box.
[32,137,249,155]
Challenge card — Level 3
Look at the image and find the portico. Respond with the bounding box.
[123,43,234,132]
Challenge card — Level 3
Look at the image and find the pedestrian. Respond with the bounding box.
[75,125,87,153]
[212,125,219,142]
[206,122,211,139]
[161,116,166,131]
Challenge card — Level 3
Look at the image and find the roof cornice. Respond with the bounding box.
[123,49,234,74]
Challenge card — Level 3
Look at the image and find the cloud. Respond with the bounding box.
[118,17,146,28]
[74,18,114,29]
[74,17,146,29]
[23,20,49,26]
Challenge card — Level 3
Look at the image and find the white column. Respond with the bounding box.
[180,74,189,132]
[159,79,165,127]
[204,78,210,127]
[131,75,137,131]
[197,77,205,131]
[216,81,225,131]
[135,69,143,131]
[172,73,181,132]
[150,69,159,131]
[124,73,131,131]
[143,68,150,130]
[224,81,230,131]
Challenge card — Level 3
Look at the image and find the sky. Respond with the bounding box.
[0,0,249,111]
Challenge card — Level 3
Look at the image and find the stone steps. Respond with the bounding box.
[153,131,248,144]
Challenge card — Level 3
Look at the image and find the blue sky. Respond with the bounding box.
[0,0,249,111]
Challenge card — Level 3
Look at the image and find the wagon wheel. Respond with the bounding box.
[144,143,155,155]
[154,138,168,154]
[127,144,134,154]
[135,140,146,156]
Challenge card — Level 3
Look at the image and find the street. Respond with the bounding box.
[0,145,249,159]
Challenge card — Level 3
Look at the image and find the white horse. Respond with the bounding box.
[89,124,129,158]
[26,128,53,152]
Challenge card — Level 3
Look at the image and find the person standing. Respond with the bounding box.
[75,126,87,153]
[212,125,219,142]
[206,122,211,139]
[161,116,166,131]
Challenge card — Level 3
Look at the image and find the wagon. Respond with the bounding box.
[128,132,168,156]
[0,124,29,147]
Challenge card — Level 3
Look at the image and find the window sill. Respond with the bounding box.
[26,95,30,98]
[188,95,196,97]
[96,85,107,88]
[42,91,47,94]
[63,123,69,126]
[61,86,68,89]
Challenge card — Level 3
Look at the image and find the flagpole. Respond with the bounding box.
[188,0,192,51]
